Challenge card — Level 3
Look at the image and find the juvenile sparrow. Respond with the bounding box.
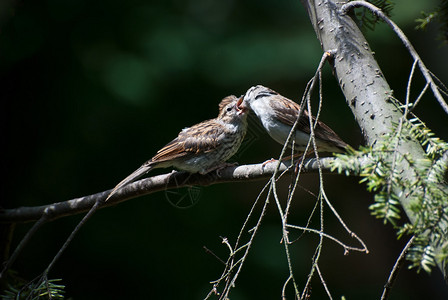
[239,85,347,154]
[105,95,248,201]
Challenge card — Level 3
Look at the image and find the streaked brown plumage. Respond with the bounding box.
[240,85,347,153]
[218,95,242,112]
[105,96,248,201]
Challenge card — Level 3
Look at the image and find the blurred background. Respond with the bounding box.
[1,0,448,298]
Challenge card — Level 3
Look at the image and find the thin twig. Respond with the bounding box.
[44,200,103,275]
[203,246,226,265]
[277,50,336,299]
[271,175,300,297]
[410,82,430,113]
[321,190,369,253]
[0,211,49,279]
[404,59,418,117]
[204,180,271,298]
[12,200,105,298]
[286,224,367,253]
[380,235,416,300]
[218,188,271,300]
[300,60,327,299]
[281,275,293,299]
[207,176,274,299]
[285,50,335,217]
[341,1,448,115]
[316,264,333,300]
[301,196,324,300]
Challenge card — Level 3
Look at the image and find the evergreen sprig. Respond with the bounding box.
[415,0,448,43]
[331,115,448,273]
[1,277,65,300]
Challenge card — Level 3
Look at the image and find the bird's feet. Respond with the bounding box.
[262,158,277,168]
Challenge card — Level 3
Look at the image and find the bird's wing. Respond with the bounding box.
[270,96,311,133]
[270,96,347,148]
[151,120,222,163]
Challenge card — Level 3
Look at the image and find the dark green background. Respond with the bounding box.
[2,0,448,298]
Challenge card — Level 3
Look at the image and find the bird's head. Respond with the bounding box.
[218,96,248,124]
[218,95,238,112]
[238,85,278,111]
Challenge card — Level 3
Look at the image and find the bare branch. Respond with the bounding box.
[2,157,347,284]
[0,158,339,225]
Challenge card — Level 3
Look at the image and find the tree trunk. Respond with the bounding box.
[300,0,447,280]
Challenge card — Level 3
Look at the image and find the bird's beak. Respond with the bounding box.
[236,96,247,114]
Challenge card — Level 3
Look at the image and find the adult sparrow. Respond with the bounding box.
[105,95,248,201]
[239,85,347,154]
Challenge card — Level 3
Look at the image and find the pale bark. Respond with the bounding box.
[0,158,336,224]
[301,0,447,280]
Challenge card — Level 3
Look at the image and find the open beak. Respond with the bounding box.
[236,96,247,114]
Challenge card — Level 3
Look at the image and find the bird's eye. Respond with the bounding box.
[226,106,233,112]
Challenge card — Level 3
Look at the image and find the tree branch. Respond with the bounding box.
[0,158,339,224]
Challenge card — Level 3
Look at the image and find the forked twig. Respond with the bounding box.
[286,224,367,253]
[273,50,337,298]
[205,181,272,299]
[268,50,368,298]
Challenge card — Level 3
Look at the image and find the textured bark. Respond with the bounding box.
[0,158,336,224]
[300,0,447,280]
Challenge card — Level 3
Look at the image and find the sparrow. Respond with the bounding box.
[105,95,248,201]
[239,85,347,154]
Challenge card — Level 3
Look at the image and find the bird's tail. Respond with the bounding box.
[105,163,154,202]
